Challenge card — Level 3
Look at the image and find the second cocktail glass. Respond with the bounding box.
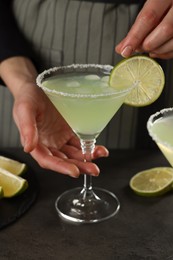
[37,64,134,223]
[147,107,173,167]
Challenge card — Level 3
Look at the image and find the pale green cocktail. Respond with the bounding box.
[42,71,128,139]
[37,64,134,224]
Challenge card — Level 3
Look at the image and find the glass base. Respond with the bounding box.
[55,187,120,224]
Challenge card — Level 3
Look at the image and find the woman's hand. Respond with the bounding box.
[0,57,109,178]
[13,85,108,178]
[116,0,173,59]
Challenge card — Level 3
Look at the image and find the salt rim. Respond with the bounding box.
[147,107,173,149]
[36,63,135,98]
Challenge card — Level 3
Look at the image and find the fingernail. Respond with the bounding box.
[71,174,80,178]
[91,169,100,177]
[149,53,157,58]
[121,46,133,58]
[93,172,99,177]
[70,170,80,178]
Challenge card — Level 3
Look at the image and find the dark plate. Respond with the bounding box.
[0,152,38,230]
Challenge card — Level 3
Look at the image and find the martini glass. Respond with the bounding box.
[147,107,173,167]
[36,64,134,223]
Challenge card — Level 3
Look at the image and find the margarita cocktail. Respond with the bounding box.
[42,67,128,139]
[37,64,134,223]
[147,108,173,167]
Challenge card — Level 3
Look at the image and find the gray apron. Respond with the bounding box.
[12,0,140,70]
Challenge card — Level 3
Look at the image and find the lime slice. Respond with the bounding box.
[0,156,27,176]
[109,55,165,107]
[0,167,28,198]
[0,186,3,199]
[130,167,173,196]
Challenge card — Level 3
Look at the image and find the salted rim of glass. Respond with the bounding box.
[147,107,173,149]
[36,64,135,98]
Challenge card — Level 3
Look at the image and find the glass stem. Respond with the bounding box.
[80,139,96,200]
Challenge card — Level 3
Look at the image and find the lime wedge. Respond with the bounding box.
[0,167,28,198]
[109,55,165,107]
[0,186,3,199]
[130,167,173,196]
[0,156,27,176]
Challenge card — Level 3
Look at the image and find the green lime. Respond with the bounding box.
[130,167,173,197]
[109,55,165,107]
[0,167,28,198]
[0,156,27,176]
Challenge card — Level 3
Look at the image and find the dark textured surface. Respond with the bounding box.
[0,148,173,260]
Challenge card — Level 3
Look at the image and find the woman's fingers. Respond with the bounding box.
[142,6,173,52]
[116,0,171,57]
[150,38,173,54]
[60,144,109,161]
[30,144,101,178]
[30,144,80,178]
[150,51,173,59]
[67,159,100,176]
[93,146,109,159]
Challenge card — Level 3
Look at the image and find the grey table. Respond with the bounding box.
[0,148,173,260]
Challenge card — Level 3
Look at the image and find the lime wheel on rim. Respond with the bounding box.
[109,55,165,107]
